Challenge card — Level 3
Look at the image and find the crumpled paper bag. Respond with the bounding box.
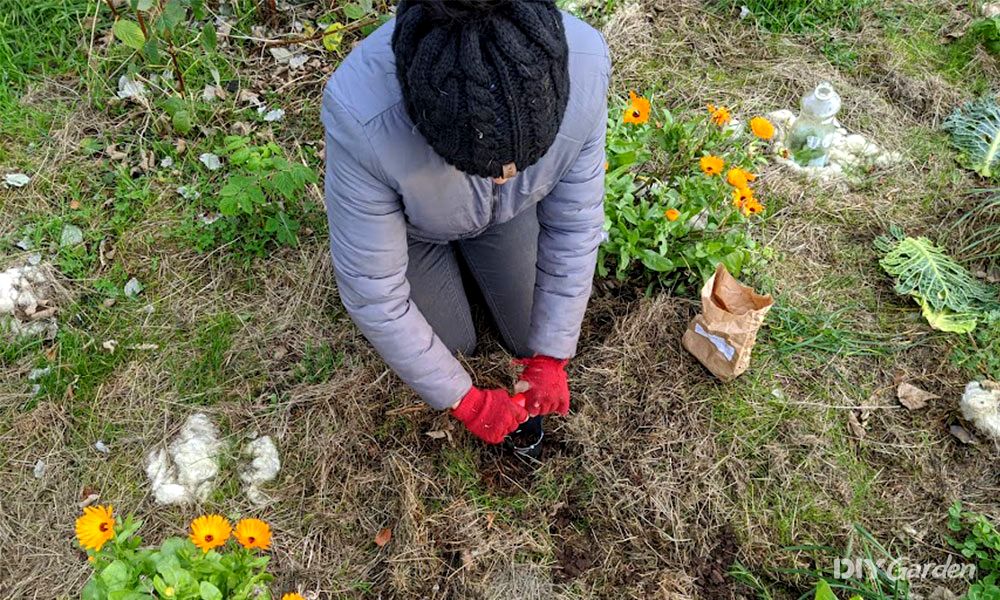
[682,263,773,381]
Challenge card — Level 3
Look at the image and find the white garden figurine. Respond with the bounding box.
[959,381,1000,442]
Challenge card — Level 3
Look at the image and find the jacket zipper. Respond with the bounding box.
[489,180,501,226]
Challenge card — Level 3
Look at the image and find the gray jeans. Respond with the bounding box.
[406,206,539,359]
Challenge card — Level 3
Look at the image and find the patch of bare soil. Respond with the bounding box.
[693,525,742,600]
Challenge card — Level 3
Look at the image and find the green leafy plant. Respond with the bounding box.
[943,97,1000,179]
[77,507,277,600]
[108,0,219,95]
[876,228,999,333]
[947,502,1000,600]
[184,136,320,257]
[968,16,1000,56]
[599,92,770,288]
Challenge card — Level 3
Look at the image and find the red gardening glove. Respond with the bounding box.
[514,355,570,417]
[451,386,528,445]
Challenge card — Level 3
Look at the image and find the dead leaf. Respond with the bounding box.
[102,339,118,353]
[425,430,447,440]
[70,199,81,210]
[485,513,496,530]
[78,493,100,508]
[44,345,58,361]
[374,527,392,547]
[127,343,159,351]
[847,410,866,439]
[105,144,127,161]
[897,382,938,410]
[949,424,977,445]
[175,138,187,154]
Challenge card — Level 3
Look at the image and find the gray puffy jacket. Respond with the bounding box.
[321,12,610,410]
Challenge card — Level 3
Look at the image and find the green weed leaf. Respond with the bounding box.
[172,109,193,135]
[161,0,186,30]
[113,20,146,51]
[814,580,837,600]
[343,3,366,20]
[201,22,217,52]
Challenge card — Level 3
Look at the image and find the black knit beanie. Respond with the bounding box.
[392,0,570,179]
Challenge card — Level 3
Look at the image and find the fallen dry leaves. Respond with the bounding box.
[897,382,938,410]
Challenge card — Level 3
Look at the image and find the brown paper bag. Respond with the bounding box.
[682,263,773,382]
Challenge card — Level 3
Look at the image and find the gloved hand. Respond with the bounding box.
[514,355,570,417]
[451,386,528,444]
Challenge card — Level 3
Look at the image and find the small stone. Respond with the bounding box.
[28,367,50,381]
[60,224,84,247]
[33,459,46,479]
[4,173,31,187]
[263,108,285,122]
[199,153,222,171]
[289,54,309,70]
[124,277,143,298]
[160,156,174,168]
[117,75,147,100]
[177,185,201,200]
[94,440,110,454]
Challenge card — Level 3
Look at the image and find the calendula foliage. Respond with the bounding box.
[947,502,1000,600]
[943,97,1000,179]
[81,515,275,600]
[876,229,998,333]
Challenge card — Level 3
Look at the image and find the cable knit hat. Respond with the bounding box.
[392,0,570,179]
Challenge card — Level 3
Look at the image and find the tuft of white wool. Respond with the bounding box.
[241,436,280,507]
[0,264,59,340]
[145,413,222,505]
[960,381,1000,441]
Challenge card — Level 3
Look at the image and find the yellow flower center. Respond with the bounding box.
[165,586,175,597]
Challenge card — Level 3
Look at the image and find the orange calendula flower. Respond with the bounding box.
[234,518,272,550]
[623,90,650,125]
[726,168,757,189]
[700,155,725,176]
[190,515,232,552]
[76,505,116,552]
[281,594,306,600]
[744,198,765,216]
[750,116,775,140]
[665,208,680,221]
[732,186,754,209]
[706,104,732,127]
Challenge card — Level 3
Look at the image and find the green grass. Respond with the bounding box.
[177,312,241,404]
[0,0,91,99]
[726,0,874,34]
[876,1,994,94]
